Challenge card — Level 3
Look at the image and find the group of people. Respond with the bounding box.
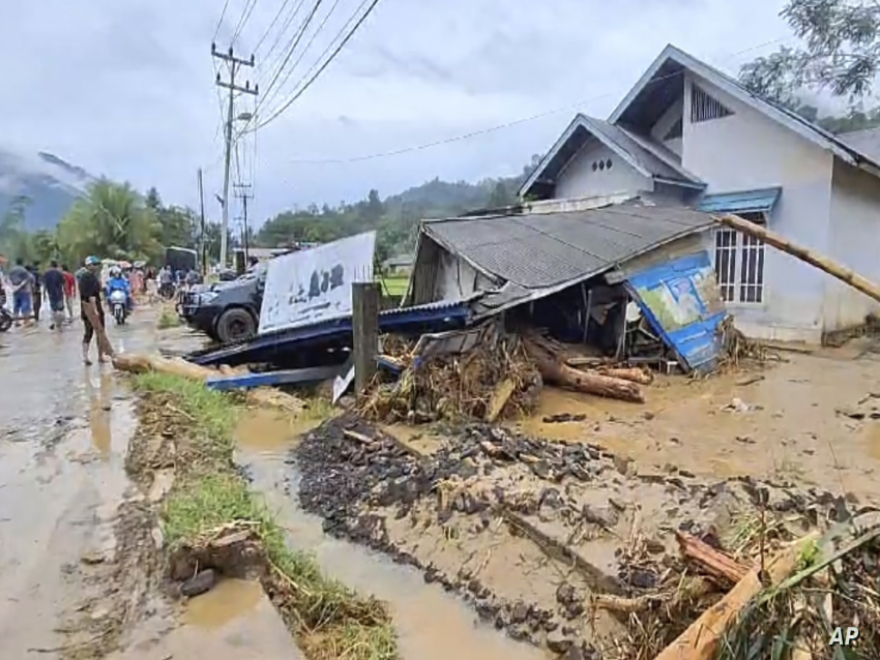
[0,256,148,365]
[4,258,77,329]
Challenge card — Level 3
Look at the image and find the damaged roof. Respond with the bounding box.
[519,114,703,198]
[422,201,715,300]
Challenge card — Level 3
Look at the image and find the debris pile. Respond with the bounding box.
[294,414,874,657]
[360,332,542,423]
[716,315,771,368]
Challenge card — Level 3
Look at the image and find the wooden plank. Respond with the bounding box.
[205,366,340,391]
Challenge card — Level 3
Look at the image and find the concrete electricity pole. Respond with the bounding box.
[233,182,253,263]
[211,43,257,269]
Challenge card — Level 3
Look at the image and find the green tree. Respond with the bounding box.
[488,181,512,207]
[740,0,880,103]
[0,195,33,262]
[57,179,161,267]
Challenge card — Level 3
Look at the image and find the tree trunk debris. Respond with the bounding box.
[525,336,644,403]
[652,531,820,660]
[717,214,880,304]
[676,531,750,584]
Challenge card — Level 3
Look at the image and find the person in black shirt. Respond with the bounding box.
[28,262,43,323]
[43,260,66,331]
[79,256,106,365]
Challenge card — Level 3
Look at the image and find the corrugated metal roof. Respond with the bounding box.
[423,202,715,291]
[697,187,781,214]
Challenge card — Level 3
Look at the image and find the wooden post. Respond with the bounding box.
[352,282,380,401]
[717,213,880,304]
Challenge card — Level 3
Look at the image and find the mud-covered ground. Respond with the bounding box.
[0,306,166,658]
[291,343,880,658]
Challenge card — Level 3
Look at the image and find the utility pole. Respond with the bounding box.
[233,183,253,264]
[212,43,257,269]
[197,168,207,276]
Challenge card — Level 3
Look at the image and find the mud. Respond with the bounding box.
[292,412,869,657]
[512,345,880,504]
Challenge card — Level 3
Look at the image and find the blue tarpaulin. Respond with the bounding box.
[626,251,728,372]
[697,187,781,215]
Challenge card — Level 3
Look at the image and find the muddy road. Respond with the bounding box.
[0,312,155,657]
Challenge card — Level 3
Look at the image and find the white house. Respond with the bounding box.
[520,44,880,343]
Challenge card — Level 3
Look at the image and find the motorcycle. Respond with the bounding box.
[108,289,128,326]
[158,281,176,300]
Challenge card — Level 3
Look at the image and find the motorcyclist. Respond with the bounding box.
[105,266,133,313]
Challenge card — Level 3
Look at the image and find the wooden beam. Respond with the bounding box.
[352,282,380,401]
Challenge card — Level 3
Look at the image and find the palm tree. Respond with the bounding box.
[57,179,161,266]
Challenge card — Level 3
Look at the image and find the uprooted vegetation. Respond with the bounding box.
[130,372,398,660]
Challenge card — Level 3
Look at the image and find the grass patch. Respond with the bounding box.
[131,372,398,660]
[377,274,409,297]
[157,306,183,329]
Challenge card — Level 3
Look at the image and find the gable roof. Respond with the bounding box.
[611,44,880,176]
[519,114,704,198]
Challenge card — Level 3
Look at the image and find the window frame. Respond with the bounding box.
[712,211,767,306]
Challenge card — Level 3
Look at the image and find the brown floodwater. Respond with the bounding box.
[234,406,322,453]
[183,578,264,629]
[237,446,549,660]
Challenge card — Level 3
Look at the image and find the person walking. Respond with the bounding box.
[43,260,66,331]
[8,258,34,326]
[28,262,43,324]
[61,264,76,323]
[79,256,107,365]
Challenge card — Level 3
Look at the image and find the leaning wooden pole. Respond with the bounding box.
[716,214,880,304]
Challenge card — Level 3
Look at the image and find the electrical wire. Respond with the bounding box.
[259,0,324,104]
[253,0,293,55]
[273,35,794,162]
[252,0,381,131]
[212,0,231,41]
[232,0,260,47]
[256,0,344,114]
[261,0,308,69]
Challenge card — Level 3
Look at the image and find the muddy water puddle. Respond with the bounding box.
[237,447,548,660]
[183,578,264,629]
[234,407,321,453]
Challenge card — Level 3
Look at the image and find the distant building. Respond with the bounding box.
[382,254,413,274]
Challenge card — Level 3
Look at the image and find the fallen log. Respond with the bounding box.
[652,532,819,660]
[594,366,654,385]
[525,338,643,403]
[718,214,880,304]
[676,531,749,583]
[113,352,304,413]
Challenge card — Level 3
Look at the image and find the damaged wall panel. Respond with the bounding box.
[626,251,727,371]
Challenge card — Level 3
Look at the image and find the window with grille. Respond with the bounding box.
[713,212,765,304]
[663,118,683,141]
[691,84,733,123]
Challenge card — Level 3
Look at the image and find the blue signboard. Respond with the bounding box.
[626,251,728,372]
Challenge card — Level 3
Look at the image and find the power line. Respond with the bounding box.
[275,35,794,162]
[253,0,293,54]
[257,0,344,114]
[232,0,260,46]
[212,0,232,41]
[253,0,381,131]
[259,0,324,105]
[261,0,308,68]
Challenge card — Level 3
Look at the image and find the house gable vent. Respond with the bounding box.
[691,84,733,123]
[663,117,683,141]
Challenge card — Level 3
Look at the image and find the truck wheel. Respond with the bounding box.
[215,308,256,344]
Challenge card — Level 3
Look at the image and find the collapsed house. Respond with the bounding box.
[403,197,728,372]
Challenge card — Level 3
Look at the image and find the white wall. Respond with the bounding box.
[825,160,880,330]
[683,74,834,342]
[555,138,653,199]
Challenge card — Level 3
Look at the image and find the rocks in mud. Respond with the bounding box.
[180,569,217,597]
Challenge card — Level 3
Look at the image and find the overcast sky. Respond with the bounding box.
[0,0,796,226]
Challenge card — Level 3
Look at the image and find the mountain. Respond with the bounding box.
[0,149,95,231]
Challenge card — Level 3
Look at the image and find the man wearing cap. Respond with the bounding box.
[79,256,107,365]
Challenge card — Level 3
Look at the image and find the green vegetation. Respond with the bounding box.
[740,0,880,132]
[157,307,183,330]
[378,273,409,297]
[131,372,397,660]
